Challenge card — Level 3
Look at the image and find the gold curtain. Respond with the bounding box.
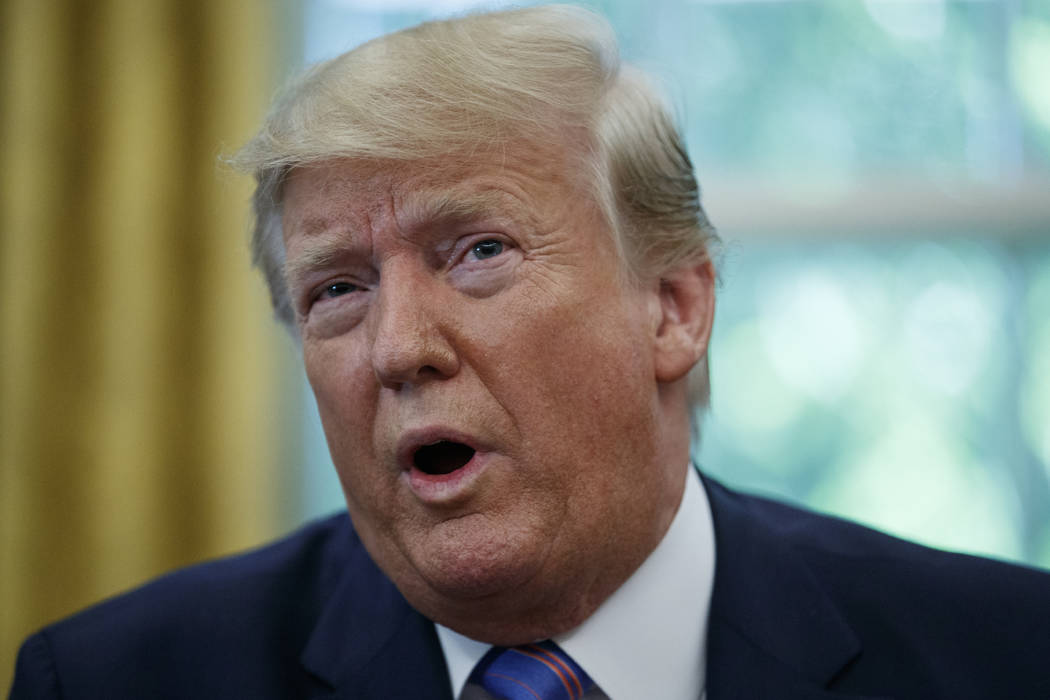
[1,0,299,688]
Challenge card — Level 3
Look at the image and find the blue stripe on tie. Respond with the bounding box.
[469,640,595,700]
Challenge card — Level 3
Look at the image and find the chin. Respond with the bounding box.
[407,517,547,600]
[423,583,597,647]
[379,522,584,643]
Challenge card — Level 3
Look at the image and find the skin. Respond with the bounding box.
[281,139,715,644]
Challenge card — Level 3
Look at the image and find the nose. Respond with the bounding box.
[369,264,460,389]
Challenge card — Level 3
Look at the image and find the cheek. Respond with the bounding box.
[302,338,378,461]
[515,287,651,387]
[304,333,367,401]
[487,288,656,451]
[304,340,404,537]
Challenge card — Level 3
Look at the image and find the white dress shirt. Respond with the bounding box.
[437,466,716,700]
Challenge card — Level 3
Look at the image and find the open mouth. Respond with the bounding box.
[412,441,476,475]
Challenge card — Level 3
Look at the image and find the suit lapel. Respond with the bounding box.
[299,527,453,700]
[701,475,891,700]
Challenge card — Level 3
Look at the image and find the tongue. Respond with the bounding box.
[413,441,476,475]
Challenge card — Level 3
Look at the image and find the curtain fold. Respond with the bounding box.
[1,0,297,687]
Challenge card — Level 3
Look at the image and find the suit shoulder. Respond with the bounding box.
[11,513,358,699]
[705,477,1050,695]
[711,477,1039,560]
[711,479,1050,681]
[719,480,1050,596]
[62,512,355,631]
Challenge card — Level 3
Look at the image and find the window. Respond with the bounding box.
[298,0,1050,566]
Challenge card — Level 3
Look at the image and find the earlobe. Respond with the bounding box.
[652,260,716,384]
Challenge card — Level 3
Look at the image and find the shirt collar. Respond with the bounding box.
[436,466,716,700]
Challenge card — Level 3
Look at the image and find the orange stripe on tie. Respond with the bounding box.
[528,644,585,698]
[485,672,543,700]
[513,647,576,699]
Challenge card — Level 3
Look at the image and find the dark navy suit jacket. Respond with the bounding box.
[11,475,1050,699]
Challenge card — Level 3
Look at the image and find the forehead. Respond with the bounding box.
[281,141,592,239]
[284,162,521,236]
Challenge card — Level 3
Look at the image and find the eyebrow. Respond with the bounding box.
[397,189,516,231]
[284,238,359,292]
[283,187,524,288]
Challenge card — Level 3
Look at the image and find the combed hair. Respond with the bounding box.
[233,4,720,407]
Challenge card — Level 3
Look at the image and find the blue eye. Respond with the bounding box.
[471,240,503,260]
[323,282,358,298]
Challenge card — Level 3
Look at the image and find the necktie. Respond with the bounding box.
[468,640,595,700]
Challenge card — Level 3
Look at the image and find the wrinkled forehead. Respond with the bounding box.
[282,165,526,256]
[280,137,603,244]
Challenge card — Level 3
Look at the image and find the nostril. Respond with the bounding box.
[413,441,476,475]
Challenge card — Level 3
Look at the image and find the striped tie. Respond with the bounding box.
[468,640,595,700]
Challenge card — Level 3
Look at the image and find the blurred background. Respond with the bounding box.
[3,0,1049,689]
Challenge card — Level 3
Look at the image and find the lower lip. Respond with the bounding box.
[404,450,490,505]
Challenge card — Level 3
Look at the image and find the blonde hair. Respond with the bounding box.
[233,4,719,406]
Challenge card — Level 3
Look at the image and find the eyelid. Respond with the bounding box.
[452,233,512,266]
[322,280,360,296]
[303,277,367,311]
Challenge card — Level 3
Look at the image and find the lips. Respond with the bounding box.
[396,427,492,504]
[397,427,489,473]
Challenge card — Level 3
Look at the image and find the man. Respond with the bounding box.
[11,5,1050,699]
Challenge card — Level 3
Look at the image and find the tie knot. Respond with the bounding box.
[469,640,594,700]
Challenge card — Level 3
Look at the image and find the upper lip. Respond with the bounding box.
[395,426,485,472]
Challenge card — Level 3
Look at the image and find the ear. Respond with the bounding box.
[652,260,716,384]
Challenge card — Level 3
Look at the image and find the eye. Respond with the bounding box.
[320,282,360,299]
[470,239,504,260]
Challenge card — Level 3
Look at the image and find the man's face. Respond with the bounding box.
[282,142,686,643]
